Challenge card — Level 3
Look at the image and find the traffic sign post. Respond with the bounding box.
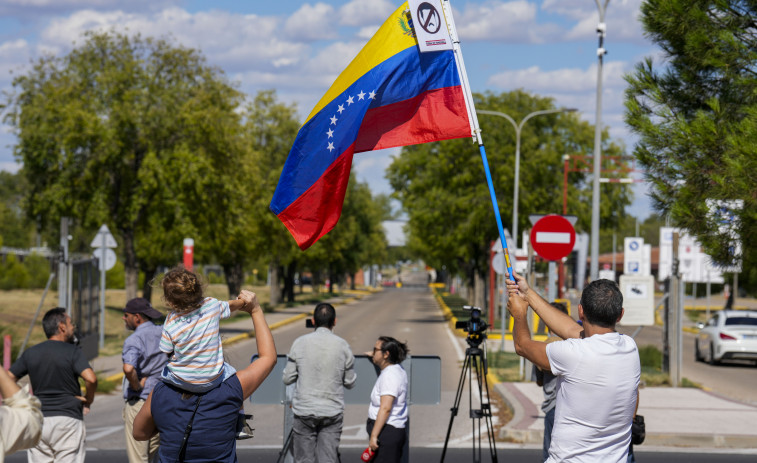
[91,224,117,349]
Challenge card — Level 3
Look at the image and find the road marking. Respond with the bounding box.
[87,425,122,441]
[535,231,571,243]
[340,424,369,440]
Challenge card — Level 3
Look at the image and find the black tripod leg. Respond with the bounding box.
[277,429,293,463]
[441,352,471,462]
[474,351,498,463]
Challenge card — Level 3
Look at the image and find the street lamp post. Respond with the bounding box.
[590,0,610,281]
[479,108,577,251]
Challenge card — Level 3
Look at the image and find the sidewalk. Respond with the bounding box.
[90,291,372,383]
[496,381,757,449]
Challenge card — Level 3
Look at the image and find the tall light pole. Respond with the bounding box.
[479,108,577,250]
[590,0,610,281]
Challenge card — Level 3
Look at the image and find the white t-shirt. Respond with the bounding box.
[368,364,408,429]
[546,332,640,463]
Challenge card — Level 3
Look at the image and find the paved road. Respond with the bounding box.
[6,447,757,463]
[83,286,496,452]
[617,324,757,404]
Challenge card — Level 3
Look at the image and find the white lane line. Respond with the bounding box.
[86,425,123,441]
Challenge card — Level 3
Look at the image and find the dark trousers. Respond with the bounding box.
[366,418,405,463]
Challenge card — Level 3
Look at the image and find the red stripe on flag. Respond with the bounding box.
[277,145,355,250]
[354,86,470,152]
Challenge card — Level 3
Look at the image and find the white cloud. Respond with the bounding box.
[39,8,307,73]
[543,0,647,45]
[338,0,395,27]
[283,3,338,41]
[487,60,628,93]
[455,0,563,43]
[0,161,22,174]
[0,39,32,88]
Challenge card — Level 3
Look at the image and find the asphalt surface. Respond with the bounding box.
[5,447,757,463]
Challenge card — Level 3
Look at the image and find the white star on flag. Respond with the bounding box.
[337,104,345,114]
[327,128,334,138]
[368,90,376,100]
[346,95,354,105]
[327,142,335,152]
[330,115,337,125]
[358,90,366,100]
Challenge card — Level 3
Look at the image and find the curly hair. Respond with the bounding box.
[161,267,205,314]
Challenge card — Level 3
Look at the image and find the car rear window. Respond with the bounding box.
[725,317,757,326]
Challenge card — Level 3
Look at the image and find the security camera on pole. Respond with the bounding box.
[91,224,117,349]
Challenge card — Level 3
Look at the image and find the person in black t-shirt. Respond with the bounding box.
[10,307,97,463]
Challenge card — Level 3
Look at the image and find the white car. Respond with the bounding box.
[696,310,757,365]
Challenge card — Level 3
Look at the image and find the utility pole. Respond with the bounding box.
[668,232,682,386]
[590,0,610,281]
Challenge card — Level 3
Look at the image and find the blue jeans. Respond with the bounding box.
[542,407,555,462]
[160,362,236,393]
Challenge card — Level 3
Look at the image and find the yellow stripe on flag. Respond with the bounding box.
[304,2,417,124]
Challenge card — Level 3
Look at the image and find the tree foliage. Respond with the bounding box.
[625,0,757,291]
[3,31,244,299]
[388,90,631,297]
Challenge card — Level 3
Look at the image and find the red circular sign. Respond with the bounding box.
[530,215,576,261]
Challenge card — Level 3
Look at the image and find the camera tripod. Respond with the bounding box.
[440,337,498,463]
[276,428,342,463]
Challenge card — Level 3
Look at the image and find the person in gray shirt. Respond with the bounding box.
[283,303,357,463]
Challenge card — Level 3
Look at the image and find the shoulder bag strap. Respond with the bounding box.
[175,394,203,463]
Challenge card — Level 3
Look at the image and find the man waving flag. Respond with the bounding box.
[270,1,473,250]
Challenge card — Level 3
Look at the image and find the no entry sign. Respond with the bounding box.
[530,215,576,261]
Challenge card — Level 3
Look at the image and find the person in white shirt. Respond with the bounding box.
[365,336,408,463]
[0,366,42,461]
[507,274,640,463]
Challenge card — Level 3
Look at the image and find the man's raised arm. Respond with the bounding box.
[507,272,582,340]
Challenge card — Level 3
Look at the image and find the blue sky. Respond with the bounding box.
[0,0,659,220]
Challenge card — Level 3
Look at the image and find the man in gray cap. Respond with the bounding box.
[121,298,167,463]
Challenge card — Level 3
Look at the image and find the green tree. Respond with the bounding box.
[0,172,34,248]
[3,31,244,299]
[625,0,757,293]
[301,177,390,293]
[240,90,301,302]
[388,90,631,303]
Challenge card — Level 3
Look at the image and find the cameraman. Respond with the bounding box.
[283,303,356,463]
[507,273,639,463]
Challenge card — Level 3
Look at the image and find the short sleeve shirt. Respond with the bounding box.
[545,332,640,463]
[10,340,92,419]
[159,297,231,385]
[122,321,168,400]
[368,364,408,428]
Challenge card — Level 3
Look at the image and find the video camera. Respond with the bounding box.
[455,305,488,347]
[305,319,314,328]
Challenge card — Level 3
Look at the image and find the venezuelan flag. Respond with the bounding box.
[271,2,472,250]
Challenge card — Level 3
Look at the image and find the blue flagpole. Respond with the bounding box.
[477,143,515,283]
[442,0,516,283]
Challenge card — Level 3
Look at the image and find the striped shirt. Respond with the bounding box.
[160,297,231,385]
